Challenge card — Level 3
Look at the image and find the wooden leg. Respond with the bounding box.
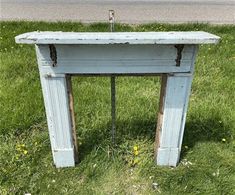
[155,73,193,166]
[40,73,75,167]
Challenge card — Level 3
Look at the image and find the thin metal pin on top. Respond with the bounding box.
[109,10,115,32]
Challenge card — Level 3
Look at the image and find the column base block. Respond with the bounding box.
[156,148,180,167]
[53,148,75,168]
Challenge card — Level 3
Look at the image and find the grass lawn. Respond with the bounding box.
[0,21,235,194]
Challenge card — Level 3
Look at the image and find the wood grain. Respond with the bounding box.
[66,75,79,163]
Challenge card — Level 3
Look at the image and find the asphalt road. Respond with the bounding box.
[1,0,235,24]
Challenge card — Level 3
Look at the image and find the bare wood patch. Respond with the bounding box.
[154,74,167,157]
[66,75,79,163]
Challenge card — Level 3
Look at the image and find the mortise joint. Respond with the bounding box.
[49,44,57,67]
[175,44,184,67]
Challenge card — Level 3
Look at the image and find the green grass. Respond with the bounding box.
[0,21,235,194]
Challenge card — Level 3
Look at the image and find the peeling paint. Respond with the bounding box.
[49,44,57,67]
[175,44,184,67]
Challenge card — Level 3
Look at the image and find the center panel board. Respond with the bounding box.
[36,44,196,74]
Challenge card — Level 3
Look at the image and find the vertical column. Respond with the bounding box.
[155,73,193,166]
[39,72,75,167]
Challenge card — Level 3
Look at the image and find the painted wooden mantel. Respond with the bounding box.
[15,31,220,168]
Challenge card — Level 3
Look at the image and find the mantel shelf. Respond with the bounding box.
[15,31,220,45]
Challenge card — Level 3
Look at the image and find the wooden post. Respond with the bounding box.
[155,73,193,166]
[39,72,75,167]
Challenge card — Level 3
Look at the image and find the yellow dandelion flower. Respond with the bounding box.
[134,150,139,156]
[222,138,226,142]
[133,146,138,151]
[23,150,28,155]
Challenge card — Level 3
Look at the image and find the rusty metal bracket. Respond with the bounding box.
[49,44,57,67]
[175,44,184,67]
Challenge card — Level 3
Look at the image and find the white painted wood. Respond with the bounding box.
[156,74,193,166]
[15,31,220,45]
[37,44,195,61]
[39,72,75,168]
[36,44,195,74]
[177,46,199,151]
[39,64,191,75]
[156,46,198,166]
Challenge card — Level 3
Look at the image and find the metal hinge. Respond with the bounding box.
[175,44,184,67]
[49,44,57,67]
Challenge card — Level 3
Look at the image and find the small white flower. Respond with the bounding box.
[181,159,193,167]
[152,182,158,190]
[213,169,220,177]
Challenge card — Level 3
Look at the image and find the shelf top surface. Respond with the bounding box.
[15,31,220,45]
